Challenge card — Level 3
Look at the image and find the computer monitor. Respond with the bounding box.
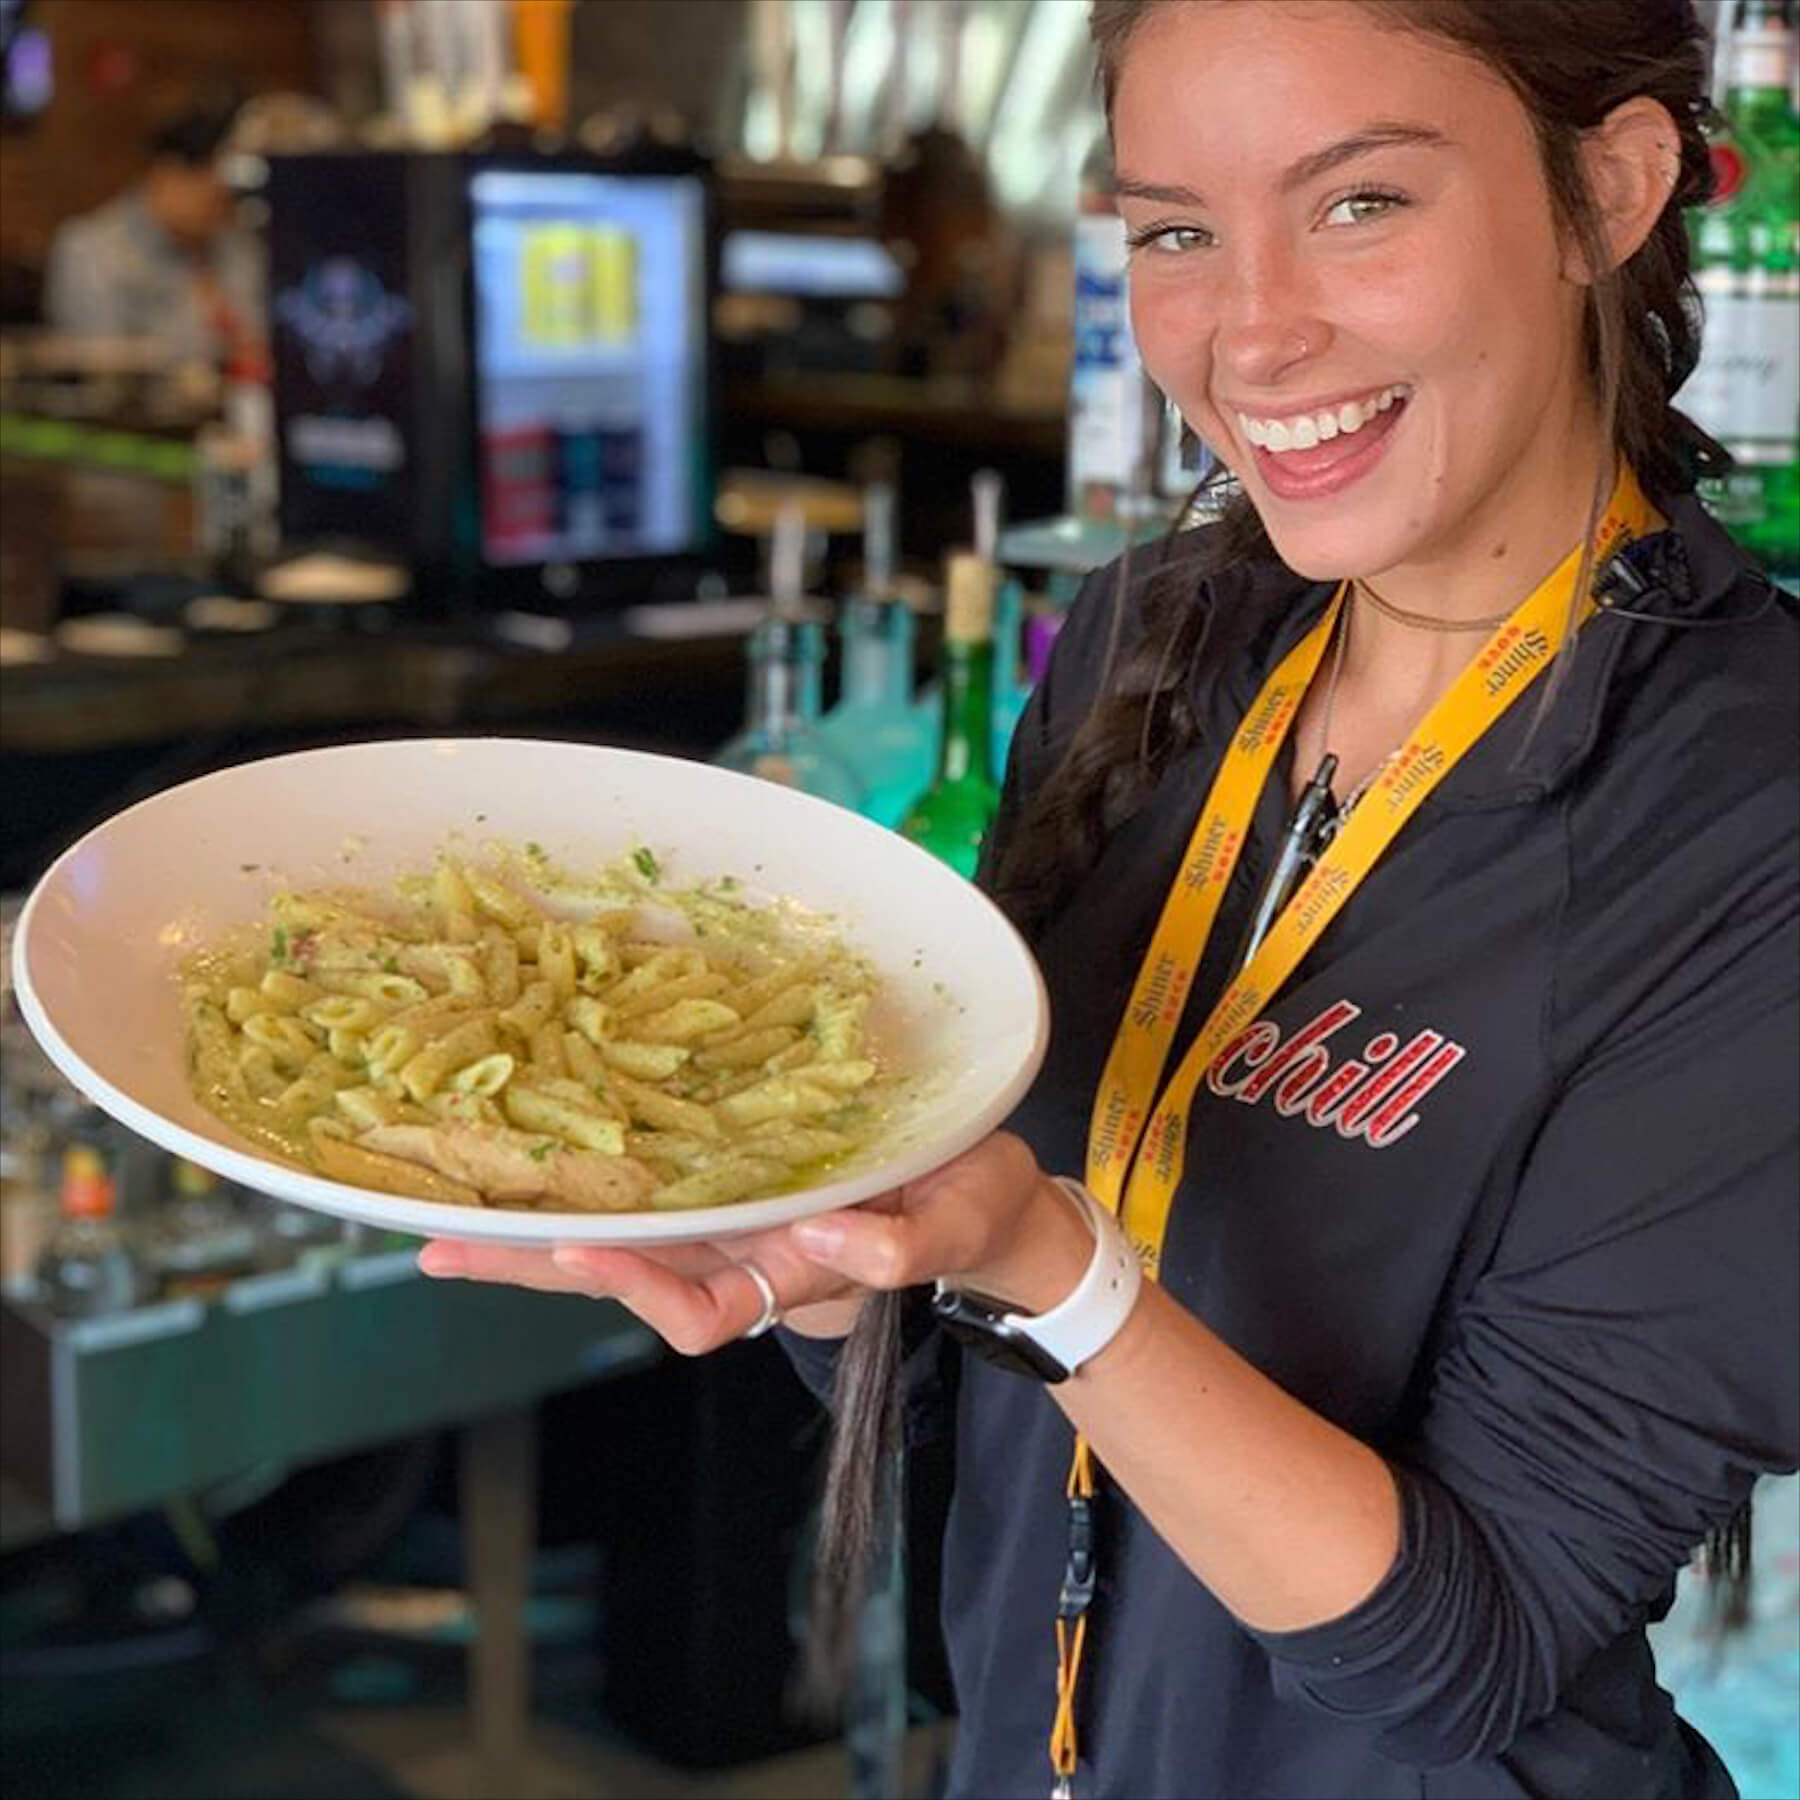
[467,160,713,585]
[719,230,905,302]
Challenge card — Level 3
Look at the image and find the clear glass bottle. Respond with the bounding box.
[715,499,865,809]
[140,1157,261,1302]
[715,616,866,809]
[990,573,1032,778]
[1686,0,1800,577]
[36,1144,142,1319]
[0,1104,57,1300]
[899,551,1001,879]
[817,482,939,825]
[244,1186,348,1273]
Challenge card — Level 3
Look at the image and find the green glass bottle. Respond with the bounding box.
[899,552,1000,879]
[1686,0,1800,578]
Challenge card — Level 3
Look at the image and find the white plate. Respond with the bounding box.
[12,739,1049,1245]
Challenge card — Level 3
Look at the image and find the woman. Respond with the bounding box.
[420,3,1799,1794]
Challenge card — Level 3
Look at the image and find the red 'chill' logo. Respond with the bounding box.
[1708,141,1747,205]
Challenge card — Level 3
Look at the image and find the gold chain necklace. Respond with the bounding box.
[1311,582,1519,821]
[1357,577,1516,633]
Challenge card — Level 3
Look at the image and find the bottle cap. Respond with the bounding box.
[60,1146,115,1220]
[944,552,996,645]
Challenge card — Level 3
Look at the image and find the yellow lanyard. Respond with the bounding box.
[1049,468,1660,1794]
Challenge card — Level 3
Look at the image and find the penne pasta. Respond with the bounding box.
[182,849,893,1216]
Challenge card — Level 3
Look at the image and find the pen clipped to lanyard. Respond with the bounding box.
[1232,753,1340,977]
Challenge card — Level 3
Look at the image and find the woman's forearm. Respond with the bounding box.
[1055,1282,1401,1633]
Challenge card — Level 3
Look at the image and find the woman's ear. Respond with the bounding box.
[1568,96,1684,281]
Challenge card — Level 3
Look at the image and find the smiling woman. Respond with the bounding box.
[422,8,1800,1800]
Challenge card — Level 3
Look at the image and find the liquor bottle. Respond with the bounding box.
[1070,131,1152,525]
[35,1145,142,1319]
[967,467,1028,777]
[1685,0,1800,577]
[140,1158,260,1302]
[1069,133,1209,529]
[714,615,864,809]
[715,505,863,808]
[816,484,937,826]
[899,551,1001,879]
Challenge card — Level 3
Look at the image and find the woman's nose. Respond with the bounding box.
[1213,250,1333,391]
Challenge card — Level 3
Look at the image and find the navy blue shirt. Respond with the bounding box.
[784,494,1799,1799]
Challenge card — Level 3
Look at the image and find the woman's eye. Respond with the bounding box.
[1321,189,1407,228]
[1126,224,1214,256]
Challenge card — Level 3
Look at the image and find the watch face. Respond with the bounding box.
[931,1286,1070,1382]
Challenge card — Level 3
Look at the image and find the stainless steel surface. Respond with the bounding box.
[0,1257,658,1533]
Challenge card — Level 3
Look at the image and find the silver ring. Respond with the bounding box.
[739,1260,781,1338]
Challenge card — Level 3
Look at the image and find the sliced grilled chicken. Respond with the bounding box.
[359,1121,656,1212]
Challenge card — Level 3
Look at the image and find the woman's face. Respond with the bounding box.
[1113,0,1592,582]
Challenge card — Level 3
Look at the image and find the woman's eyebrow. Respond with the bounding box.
[1115,122,1453,209]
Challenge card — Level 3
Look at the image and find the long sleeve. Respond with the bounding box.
[776,1292,962,1446]
[44,220,123,337]
[1245,781,1800,1768]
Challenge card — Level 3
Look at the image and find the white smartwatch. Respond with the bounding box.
[930,1178,1144,1383]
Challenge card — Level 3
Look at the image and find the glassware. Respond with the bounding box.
[991,573,1030,778]
[815,483,937,826]
[35,1144,143,1319]
[715,615,865,809]
[1686,0,1800,577]
[899,550,1001,879]
[140,1157,261,1302]
[244,1187,349,1273]
[715,499,865,809]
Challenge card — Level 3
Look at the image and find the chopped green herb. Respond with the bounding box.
[528,1140,557,1162]
[717,875,739,892]
[632,847,661,882]
[382,955,400,974]
[526,841,545,859]
[271,925,288,964]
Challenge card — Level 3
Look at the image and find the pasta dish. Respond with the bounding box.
[179,849,893,1213]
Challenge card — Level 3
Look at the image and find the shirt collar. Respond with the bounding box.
[1193,492,1774,812]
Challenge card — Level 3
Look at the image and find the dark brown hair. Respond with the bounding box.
[803,0,1744,1701]
[999,0,1727,936]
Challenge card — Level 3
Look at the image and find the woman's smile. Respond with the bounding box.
[1234,383,1413,500]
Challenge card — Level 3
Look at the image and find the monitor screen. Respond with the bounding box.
[720,230,904,301]
[469,167,709,569]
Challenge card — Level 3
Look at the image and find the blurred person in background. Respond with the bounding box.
[44,95,260,365]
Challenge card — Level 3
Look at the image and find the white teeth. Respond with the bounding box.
[1237,386,1407,455]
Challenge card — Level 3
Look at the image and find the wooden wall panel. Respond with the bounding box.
[0,0,317,266]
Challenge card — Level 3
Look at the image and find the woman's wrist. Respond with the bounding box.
[972,1175,1100,1316]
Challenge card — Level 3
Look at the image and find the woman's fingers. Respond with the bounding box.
[418,1239,595,1293]
[420,1232,859,1356]
[788,1133,1044,1290]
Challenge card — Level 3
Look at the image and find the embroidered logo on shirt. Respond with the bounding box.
[1206,999,1465,1149]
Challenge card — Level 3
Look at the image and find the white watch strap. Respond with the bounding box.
[1002,1177,1143,1376]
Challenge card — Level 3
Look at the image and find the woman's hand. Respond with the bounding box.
[417,1131,1094,1356]
[417,1224,860,1355]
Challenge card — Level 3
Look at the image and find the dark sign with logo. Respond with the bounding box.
[268,155,418,550]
